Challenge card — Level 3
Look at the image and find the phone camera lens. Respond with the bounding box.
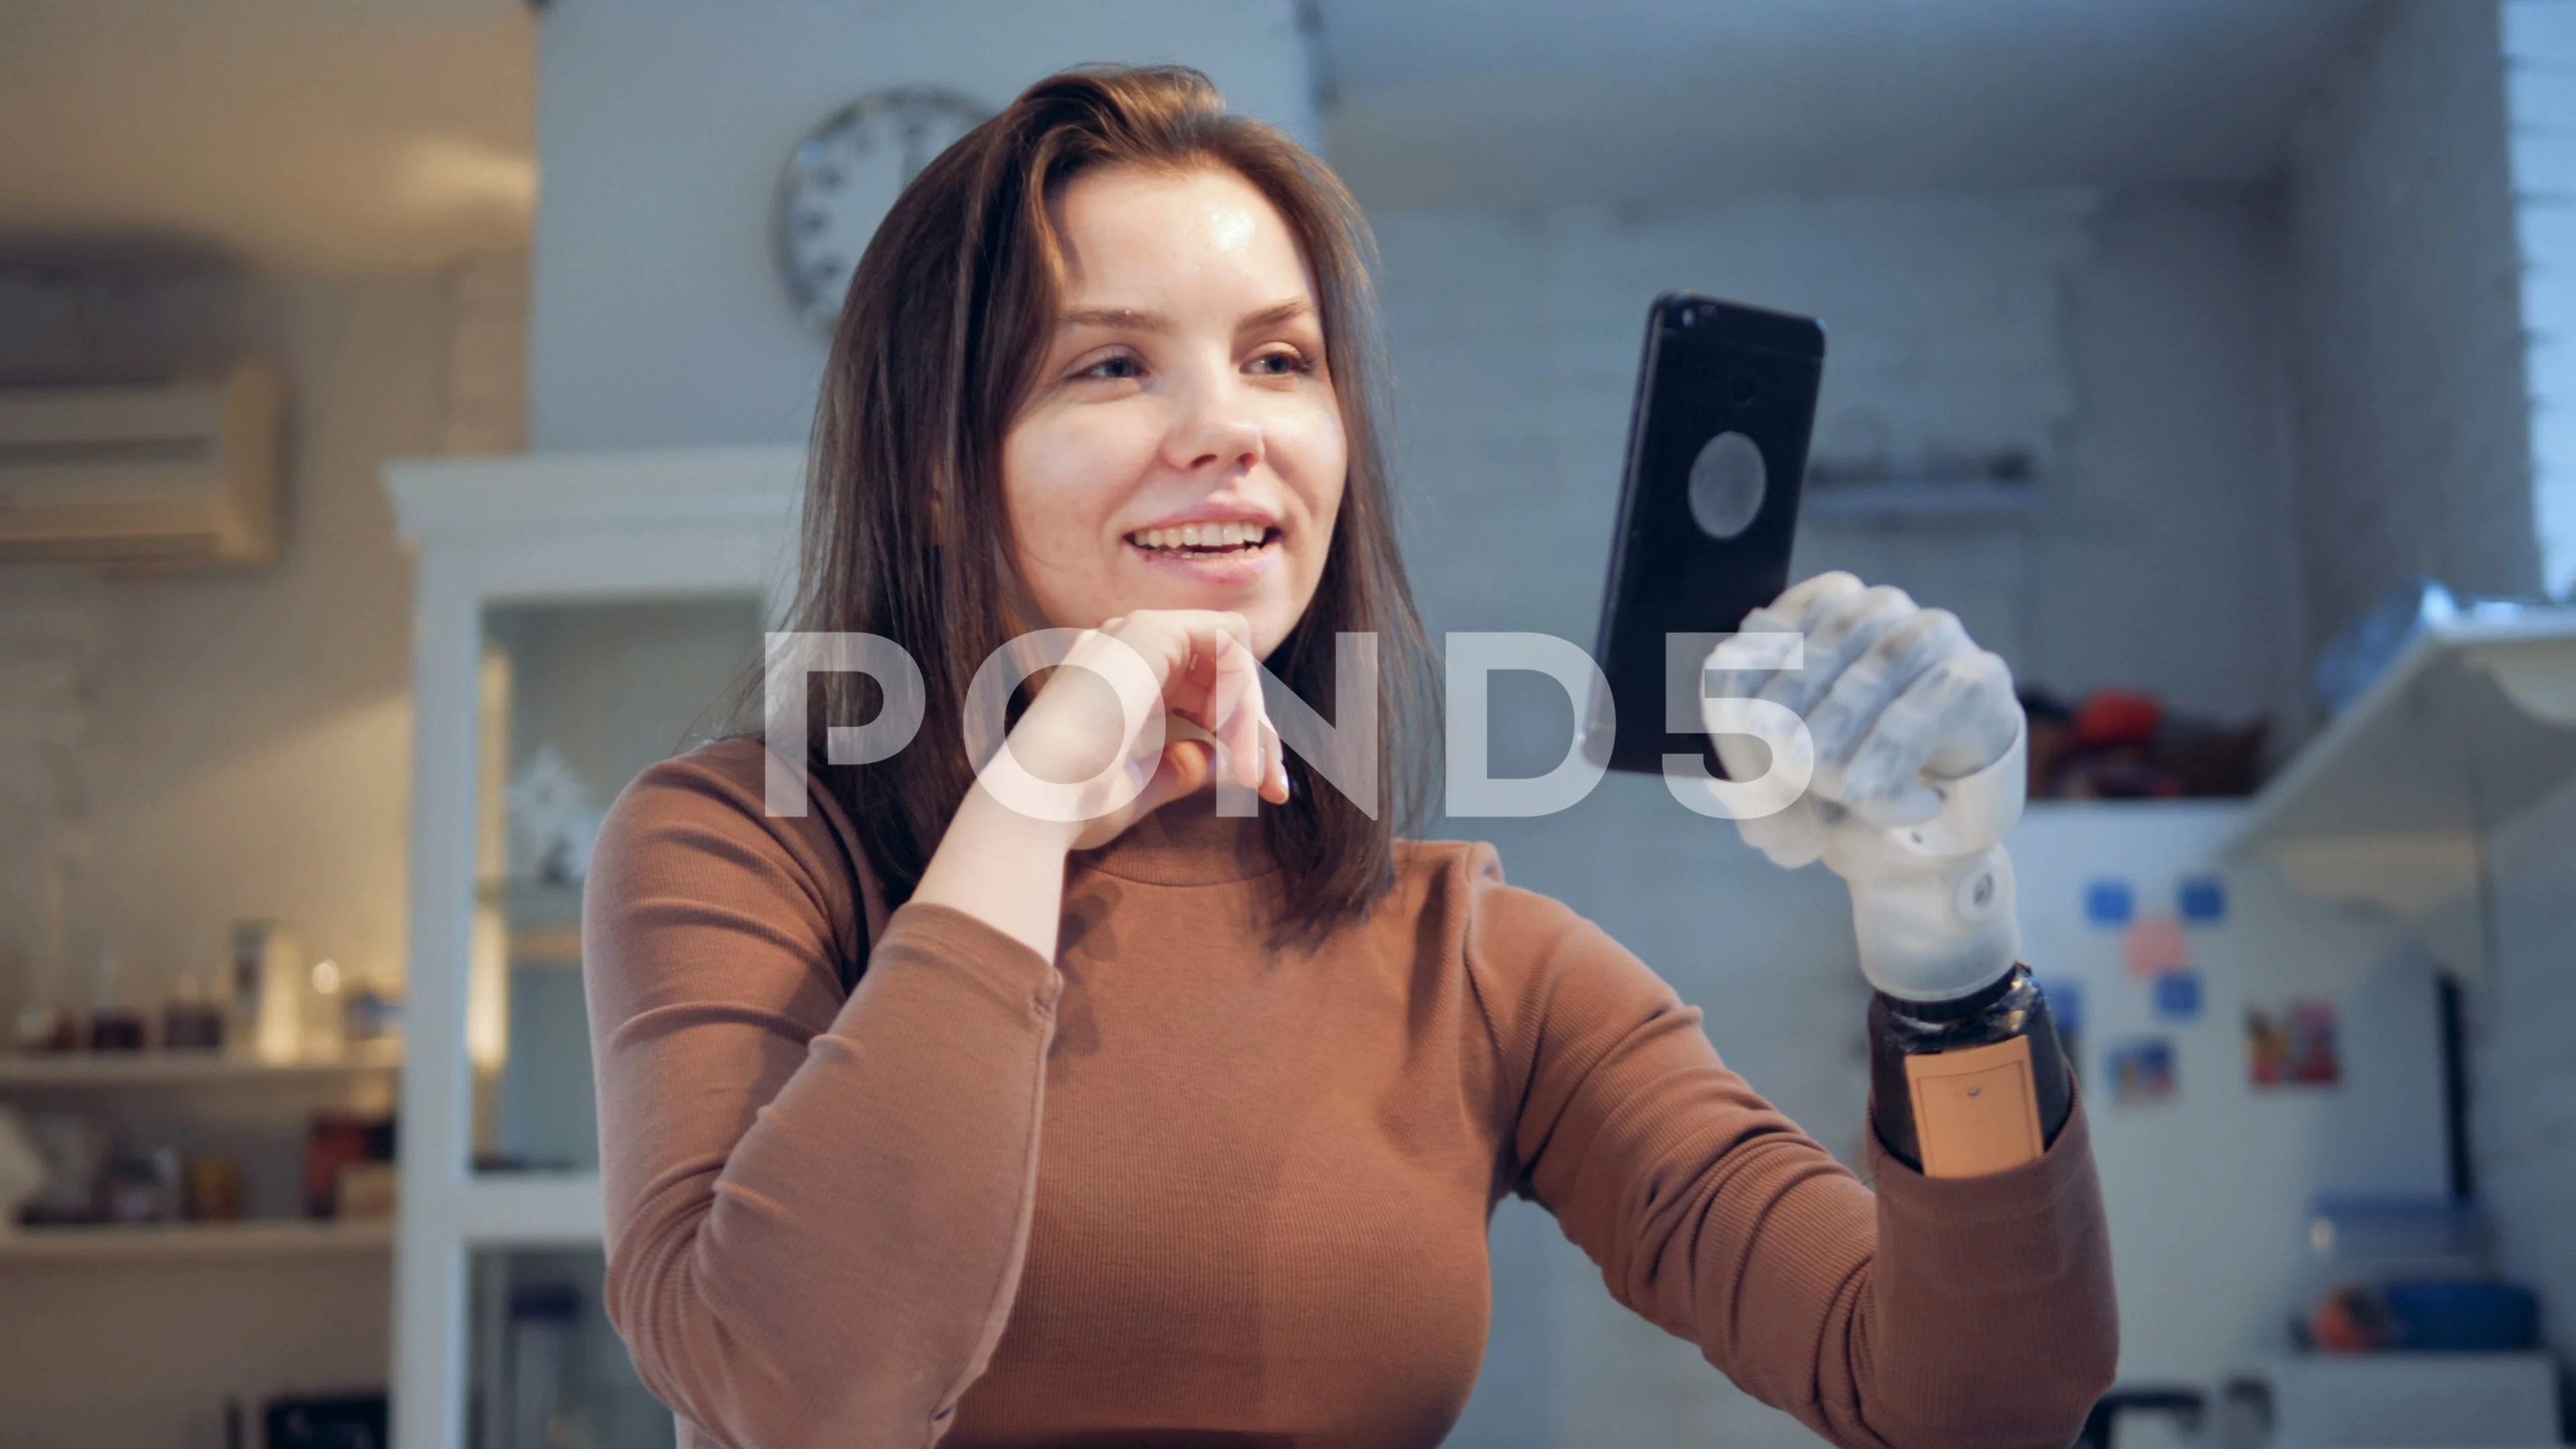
[1678,308,1696,327]
[1729,370,1759,405]
[1698,305,1717,325]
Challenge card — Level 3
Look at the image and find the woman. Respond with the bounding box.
[584,65,2117,1449]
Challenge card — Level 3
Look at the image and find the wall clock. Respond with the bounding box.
[773,87,990,335]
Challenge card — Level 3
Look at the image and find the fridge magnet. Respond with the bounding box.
[2178,873,2228,925]
[2121,913,2191,979]
[2084,877,2134,927]
[2107,1037,2178,1105]
[2034,976,2084,1079]
[2151,968,2203,1022]
[2248,999,2342,1087]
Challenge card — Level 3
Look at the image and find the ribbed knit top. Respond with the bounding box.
[582,739,2117,1448]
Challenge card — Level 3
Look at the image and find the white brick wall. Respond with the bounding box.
[0,566,99,1010]
[2284,0,2544,671]
[2509,0,2576,599]
[1381,191,2306,743]
[1377,196,2086,669]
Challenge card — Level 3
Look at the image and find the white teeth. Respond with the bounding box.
[1130,522,1269,553]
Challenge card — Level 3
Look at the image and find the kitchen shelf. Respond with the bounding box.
[0,1042,402,1087]
[2226,606,2576,975]
[0,1216,395,1263]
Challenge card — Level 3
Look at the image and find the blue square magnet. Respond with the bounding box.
[2152,969,2204,1022]
[2085,878,2134,926]
[2178,874,2228,924]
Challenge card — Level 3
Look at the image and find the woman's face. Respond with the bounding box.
[1002,163,1347,658]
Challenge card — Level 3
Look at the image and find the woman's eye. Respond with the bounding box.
[1248,350,1308,376]
[1080,354,1142,381]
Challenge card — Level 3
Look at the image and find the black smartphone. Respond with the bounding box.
[1584,292,1823,777]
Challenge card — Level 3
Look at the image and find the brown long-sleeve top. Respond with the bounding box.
[582,739,2118,1449]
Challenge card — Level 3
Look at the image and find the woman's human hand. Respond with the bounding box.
[997,609,1291,852]
[1703,571,2027,1001]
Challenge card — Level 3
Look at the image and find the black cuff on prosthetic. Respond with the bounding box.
[1868,963,2075,1174]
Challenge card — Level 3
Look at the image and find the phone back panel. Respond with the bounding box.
[1589,293,1823,776]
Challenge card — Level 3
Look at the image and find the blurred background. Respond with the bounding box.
[3,1,2575,1446]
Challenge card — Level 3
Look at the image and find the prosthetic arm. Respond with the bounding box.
[1706,573,2074,1177]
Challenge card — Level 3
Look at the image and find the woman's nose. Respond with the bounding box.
[1162,374,1265,476]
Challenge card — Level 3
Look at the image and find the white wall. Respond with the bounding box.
[1381,189,2306,739]
[529,0,1319,451]
[2484,766,2576,1380]
[2051,190,2315,739]
[2508,0,2576,600]
[2284,0,2544,667]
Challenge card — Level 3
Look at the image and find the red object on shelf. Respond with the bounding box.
[303,1112,393,1219]
[2071,689,2163,749]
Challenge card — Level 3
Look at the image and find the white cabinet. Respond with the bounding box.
[2265,1351,2561,1446]
[385,447,802,1449]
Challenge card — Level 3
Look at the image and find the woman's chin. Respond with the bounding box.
[1109,561,1297,639]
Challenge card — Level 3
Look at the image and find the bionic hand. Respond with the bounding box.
[1704,571,2029,1002]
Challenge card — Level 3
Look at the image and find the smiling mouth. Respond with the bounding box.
[1126,522,1281,558]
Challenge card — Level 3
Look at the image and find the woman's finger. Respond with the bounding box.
[1104,610,1270,793]
[1262,714,1289,802]
[1150,734,1220,806]
[1165,610,1263,791]
[1097,611,1222,716]
[1216,627,1267,791]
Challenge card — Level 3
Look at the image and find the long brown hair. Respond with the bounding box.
[780,64,1434,939]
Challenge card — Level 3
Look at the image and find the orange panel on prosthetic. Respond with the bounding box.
[1904,1034,2045,1179]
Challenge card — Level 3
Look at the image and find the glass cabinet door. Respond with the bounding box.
[468,594,765,1177]
[469,1246,677,1449]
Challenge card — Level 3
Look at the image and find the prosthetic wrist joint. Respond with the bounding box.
[1828,714,2027,1002]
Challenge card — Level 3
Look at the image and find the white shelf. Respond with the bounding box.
[451,1175,606,1246]
[0,1216,395,1263]
[2227,607,2576,975]
[0,1042,402,1087]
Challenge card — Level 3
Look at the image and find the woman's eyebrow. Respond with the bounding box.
[1056,300,1315,335]
[1057,307,1169,333]
[1238,299,1316,332]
